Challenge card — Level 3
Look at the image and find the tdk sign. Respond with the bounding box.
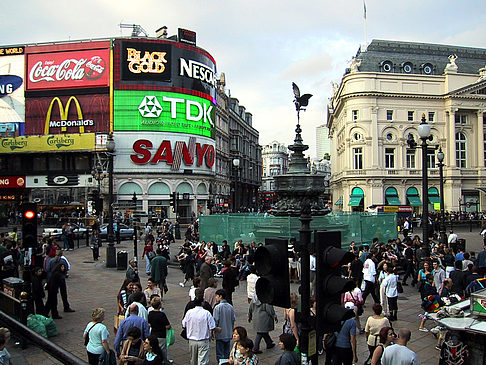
[0,75,23,98]
[180,58,216,87]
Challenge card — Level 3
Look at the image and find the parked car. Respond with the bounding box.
[42,223,88,239]
[99,223,134,240]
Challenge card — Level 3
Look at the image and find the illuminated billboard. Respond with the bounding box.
[25,94,110,135]
[26,48,109,90]
[114,90,214,138]
[114,132,215,175]
[114,39,216,101]
[0,133,95,153]
[0,54,25,136]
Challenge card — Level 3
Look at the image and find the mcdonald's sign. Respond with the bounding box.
[25,94,110,135]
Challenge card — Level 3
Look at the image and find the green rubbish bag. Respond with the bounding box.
[27,314,47,338]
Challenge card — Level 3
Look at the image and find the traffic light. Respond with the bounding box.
[22,202,38,248]
[254,237,290,308]
[170,193,176,212]
[315,230,355,334]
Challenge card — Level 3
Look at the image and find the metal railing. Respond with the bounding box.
[0,310,87,364]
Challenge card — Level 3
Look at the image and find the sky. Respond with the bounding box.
[2,0,486,158]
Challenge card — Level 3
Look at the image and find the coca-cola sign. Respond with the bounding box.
[26,49,109,90]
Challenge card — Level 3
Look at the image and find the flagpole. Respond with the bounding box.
[363,0,368,51]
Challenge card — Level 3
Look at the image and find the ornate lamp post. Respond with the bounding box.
[106,134,116,268]
[132,192,138,262]
[418,114,432,250]
[437,147,446,245]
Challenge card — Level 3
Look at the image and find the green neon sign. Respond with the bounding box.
[114,90,215,138]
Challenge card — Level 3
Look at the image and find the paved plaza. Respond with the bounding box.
[4,227,485,364]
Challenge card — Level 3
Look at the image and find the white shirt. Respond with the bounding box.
[382,273,398,298]
[246,273,259,299]
[125,302,148,321]
[382,344,419,365]
[363,258,376,282]
[182,306,216,341]
[310,255,316,272]
[403,220,410,229]
[448,233,458,244]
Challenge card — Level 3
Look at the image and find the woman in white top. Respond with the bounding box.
[83,308,110,365]
[382,265,399,321]
[378,262,390,317]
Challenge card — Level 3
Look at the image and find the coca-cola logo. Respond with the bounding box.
[29,55,105,83]
[27,49,109,89]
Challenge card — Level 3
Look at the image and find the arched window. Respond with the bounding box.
[455,132,466,168]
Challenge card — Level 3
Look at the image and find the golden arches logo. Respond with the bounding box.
[44,96,84,134]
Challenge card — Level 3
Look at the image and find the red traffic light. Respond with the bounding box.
[24,211,35,219]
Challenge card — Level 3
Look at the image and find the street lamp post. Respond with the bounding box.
[106,134,116,268]
[232,158,240,212]
[132,192,138,262]
[437,147,446,245]
[418,114,432,251]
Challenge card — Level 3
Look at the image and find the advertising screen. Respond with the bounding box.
[25,94,110,135]
[114,131,215,175]
[26,48,110,90]
[114,90,214,138]
[0,54,25,136]
[115,39,216,101]
[0,133,95,153]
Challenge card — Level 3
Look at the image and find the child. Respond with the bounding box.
[238,338,259,365]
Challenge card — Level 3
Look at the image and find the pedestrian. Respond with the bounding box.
[31,267,46,316]
[179,248,195,288]
[0,328,11,365]
[401,240,414,286]
[450,260,467,297]
[237,338,259,365]
[151,249,168,296]
[228,326,248,365]
[203,278,218,309]
[181,295,216,365]
[140,335,165,364]
[364,304,390,365]
[246,266,259,304]
[378,263,390,317]
[91,227,100,261]
[147,296,170,364]
[417,261,431,298]
[248,295,277,354]
[333,305,358,365]
[214,289,236,362]
[381,328,419,365]
[126,259,140,283]
[114,304,150,357]
[84,308,110,365]
[222,260,238,305]
[125,291,148,321]
[143,278,161,306]
[119,326,145,365]
[199,256,214,292]
[282,294,300,346]
[362,252,380,304]
[274,333,300,365]
[432,261,446,291]
[117,279,133,319]
[45,263,74,319]
[143,241,154,276]
[370,326,395,365]
[382,266,399,321]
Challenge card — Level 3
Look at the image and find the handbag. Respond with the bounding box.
[180,328,188,340]
[323,332,337,350]
[397,281,404,294]
[114,314,125,331]
[166,327,175,346]
[84,323,96,346]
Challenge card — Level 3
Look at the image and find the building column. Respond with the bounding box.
[477,110,484,168]
[371,106,379,168]
[448,110,457,167]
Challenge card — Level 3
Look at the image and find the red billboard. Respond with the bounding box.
[0,176,25,188]
[26,49,110,90]
[25,94,110,135]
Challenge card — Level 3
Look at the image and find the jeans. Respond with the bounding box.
[157,337,169,364]
[333,346,353,365]
[188,339,210,365]
[145,254,151,274]
[215,339,231,361]
[253,332,273,351]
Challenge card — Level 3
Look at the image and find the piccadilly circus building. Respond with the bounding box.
[0,28,255,223]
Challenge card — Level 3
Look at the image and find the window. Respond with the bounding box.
[353,132,362,141]
[352,110,358,121]
[456,132,467,168]
[427,150,436,168]
[386,133,393,141]
[455,114,467,124]
[406,149,416,169]
[385,148,395,168]
[428,112,435,122]
[353,147,363,170]
[48,155,63,171]
[33,156,47,172]
[386,110,393,121]
[408,111,414,121]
